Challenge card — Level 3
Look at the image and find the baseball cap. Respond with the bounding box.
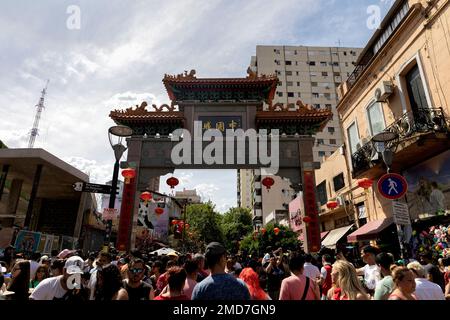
[64,256,84,274]
[205,242,227,257]
[58,249,76,259]
[167,252,178,257]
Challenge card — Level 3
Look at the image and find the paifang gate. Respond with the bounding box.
[109,69,332,253]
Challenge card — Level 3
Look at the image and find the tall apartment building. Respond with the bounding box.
[237,169,253,209]
[251,45,362,162]
[243,45,362,226]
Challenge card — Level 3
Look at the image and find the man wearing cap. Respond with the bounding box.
[191,242,250,300]
[30,256,88,300]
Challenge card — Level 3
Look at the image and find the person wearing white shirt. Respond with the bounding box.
[407,261,444,300]
[303,254,320,280]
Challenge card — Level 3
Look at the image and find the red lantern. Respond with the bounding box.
[326,201,339,210]
[166,177,179,189]
[261,228,267,235]
[358,178,373,194]
[155,207,164,215]
[171,220,178,225]
[303,216,312,224]
[121,168,136,184]
[262,177,275,190]
[140,191,152,203]
[274,227,280,236]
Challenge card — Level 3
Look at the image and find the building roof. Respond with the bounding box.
[0,148,88,199]
[162,69,278,103]
[256,100,333,131]
[109,101,184,125]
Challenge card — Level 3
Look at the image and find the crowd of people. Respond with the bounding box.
[0,241,449,301]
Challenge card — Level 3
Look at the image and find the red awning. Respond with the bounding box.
[347,218,394,242]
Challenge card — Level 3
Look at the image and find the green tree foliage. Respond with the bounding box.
[185,202,224,249]
[239,223,301,257]
[220,207,253,253]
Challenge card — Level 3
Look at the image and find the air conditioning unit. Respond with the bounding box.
[374,81,393,102]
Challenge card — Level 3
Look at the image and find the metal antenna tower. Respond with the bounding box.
[28,80,49,148]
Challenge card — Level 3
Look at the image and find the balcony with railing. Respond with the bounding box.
[351,108,450,178]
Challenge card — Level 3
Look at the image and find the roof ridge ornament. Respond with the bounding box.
[164,69,197,80]
[111,101,179,115]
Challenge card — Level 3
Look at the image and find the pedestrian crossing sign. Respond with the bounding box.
[377,173,408,200]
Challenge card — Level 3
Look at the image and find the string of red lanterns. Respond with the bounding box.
[121,168,136,184]
[326,201,339,210]
[166,177,179,189]
[262,177,275,191]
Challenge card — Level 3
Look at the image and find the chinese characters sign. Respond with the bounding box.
[198,116,242,132]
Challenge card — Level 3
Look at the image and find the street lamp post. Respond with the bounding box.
[104,125,133,252]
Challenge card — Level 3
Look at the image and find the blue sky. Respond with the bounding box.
[0,0,393,212]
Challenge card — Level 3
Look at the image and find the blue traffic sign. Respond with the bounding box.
[377,173,408,200]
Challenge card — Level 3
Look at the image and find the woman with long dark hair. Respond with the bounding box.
[30,264,50,289]
[7,260,30,300]
[94,264,128,300]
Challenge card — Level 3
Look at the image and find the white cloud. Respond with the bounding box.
[0,0,377,213]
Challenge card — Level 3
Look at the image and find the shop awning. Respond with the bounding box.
[321,225,354,249]
[347,218,394,242]
[298,231,330,242]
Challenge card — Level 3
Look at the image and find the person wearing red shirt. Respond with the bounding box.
[154,267,189,301]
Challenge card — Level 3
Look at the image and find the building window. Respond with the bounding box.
[274,60,281,65]
[286,61,292,65]
[405,64,429,111]
[277,92,283,97]
[286,71,293,76]
[328,127,335,134]
[367,101,385,136]
[288,92,294,97]
[319,151,326,157]
[278,81,283,86]
[312,93,319,98]
[296,71,300,76]
[276,70,282,75]
[335,217,350,228]
[322,72,328,76]
[317,181,328,206]
[311,82,318,87]
[274,49,280,54]
[332,62,339,67]
[317,139,324,145]
[320,62,327,67]
[345,62,349,67]
[329,139,336,145]
[297,92,302,98]
[324,93,331,99]
[309,61,316,66]
[296,82,301,86]
[351,51,357,56]
[334,72,341,77]
[333,173,345,192]
[325,104,332,108]
[314,104,321,109]
[287,81,293,86]
[343,51,347,56]
[347,122,359,155]
[310,72,318,77]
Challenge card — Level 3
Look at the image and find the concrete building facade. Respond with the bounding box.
[315,0,450,252]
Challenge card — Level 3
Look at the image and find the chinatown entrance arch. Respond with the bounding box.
[109,69,332,253]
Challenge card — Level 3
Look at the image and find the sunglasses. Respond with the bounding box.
[129,268,144,274]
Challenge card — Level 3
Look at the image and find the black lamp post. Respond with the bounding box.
[104,125,133,252]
